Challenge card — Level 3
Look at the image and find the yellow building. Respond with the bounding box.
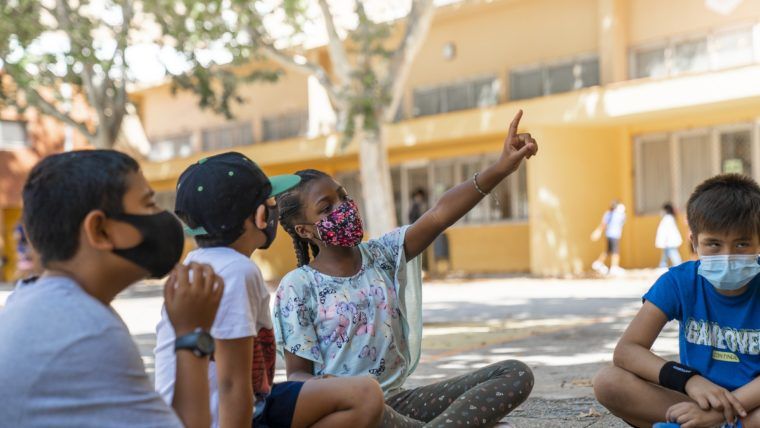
[132,0,760,280]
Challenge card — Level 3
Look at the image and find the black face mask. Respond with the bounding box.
[109,211,185,278]
[259,205,279,250]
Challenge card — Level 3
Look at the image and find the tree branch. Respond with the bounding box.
[383,0,435,122]
[317,0,352,86]
[25,87,95,139]
[250,26,345,110]
[53,0,104,112]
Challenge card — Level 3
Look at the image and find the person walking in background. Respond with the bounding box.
[655,202,683,269]
[408,188,430,272]
[591,200,627,276]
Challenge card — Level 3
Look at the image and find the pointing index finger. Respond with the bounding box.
[508,109,523,138]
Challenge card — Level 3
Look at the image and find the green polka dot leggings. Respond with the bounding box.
[381,360,534,428]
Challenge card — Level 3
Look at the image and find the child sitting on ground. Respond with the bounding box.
[153,152,384,428]
[0,150,223,427]
[594,174,760,428]
[274,110,537,427]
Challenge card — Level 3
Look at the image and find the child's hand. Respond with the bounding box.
[164,262,225,336]
[685,375,747,423]
[666,402,727,428]
[590,228,602,242]
[497,110,538,176]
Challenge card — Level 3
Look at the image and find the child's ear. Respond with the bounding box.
[689,233,697,252]
[294,224,314,241]
[82,210,114,251]
[254,204,267,230]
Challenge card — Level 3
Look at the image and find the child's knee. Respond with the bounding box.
[352,377,384,425]
[592,366,631,407]
[496,359,534,384]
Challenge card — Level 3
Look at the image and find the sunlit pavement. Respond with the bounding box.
[0,270,678,427]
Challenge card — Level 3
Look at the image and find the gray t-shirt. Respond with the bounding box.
[0,276,182,427]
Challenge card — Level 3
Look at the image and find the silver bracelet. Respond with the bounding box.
[473,172,489,196]
[473,172,501,207]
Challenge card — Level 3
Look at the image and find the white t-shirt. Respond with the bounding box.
[655,214,683,249]
[603,205,626,239]
[153,247,272,428]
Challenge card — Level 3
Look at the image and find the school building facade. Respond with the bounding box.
[131,0,760,280]
[3,0,760,281]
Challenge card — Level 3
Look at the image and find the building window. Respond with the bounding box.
[672,38,710,75]
[149,133,193,162]
[0,120,28,150]
[262,111,308,142]
[509,55,600,101]
[631,23,758,79]
[336,157,529,229]
[412,76,500,118]
[632,46,668,79]
[719,128,753,176]
[201,122,254,152]
[677,131,713,208]
[635,135,673,215]
[634,123,758,214]
[510,67,544,101]
[711,26,756,69]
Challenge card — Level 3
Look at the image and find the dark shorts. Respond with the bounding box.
[607,237,620,255]
[253,381,304,428]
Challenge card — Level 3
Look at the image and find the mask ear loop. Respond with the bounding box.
[296,222,323,242]
[314,222,323,241]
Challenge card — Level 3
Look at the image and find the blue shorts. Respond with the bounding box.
[253,381,304,428]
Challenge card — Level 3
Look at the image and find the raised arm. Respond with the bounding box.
[404,110,538,261]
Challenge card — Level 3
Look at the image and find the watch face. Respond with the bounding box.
[197,333,215,355]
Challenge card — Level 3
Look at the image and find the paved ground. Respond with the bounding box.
[0,270,679,427]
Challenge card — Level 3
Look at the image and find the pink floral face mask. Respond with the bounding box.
[314,199,364,247]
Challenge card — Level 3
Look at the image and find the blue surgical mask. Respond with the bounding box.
[698,254,760,291]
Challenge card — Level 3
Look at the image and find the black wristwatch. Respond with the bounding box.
[175,329,215,358]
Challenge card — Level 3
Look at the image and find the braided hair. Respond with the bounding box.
[277,169,331,267]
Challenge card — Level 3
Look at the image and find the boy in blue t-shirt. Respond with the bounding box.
[594,174,760,428]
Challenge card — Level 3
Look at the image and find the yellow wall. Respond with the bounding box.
[625,214,694,268]
[405,0,598,102]
[137,70,309,142]
[628,0,760,45]
[446,223,530,273]
[528,126,628,276]
[252,224,299,281]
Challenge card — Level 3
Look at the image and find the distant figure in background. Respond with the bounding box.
[13,223,36,280]
[591,200,626,276]
[408,188,430,272]
[408,188,451,274]
[408,188,428,224]
[655,202,682,269]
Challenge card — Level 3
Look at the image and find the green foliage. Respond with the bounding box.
[0,0,419,146]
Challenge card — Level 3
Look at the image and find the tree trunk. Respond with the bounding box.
[357,119,397,238]
[93,129,113,149]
